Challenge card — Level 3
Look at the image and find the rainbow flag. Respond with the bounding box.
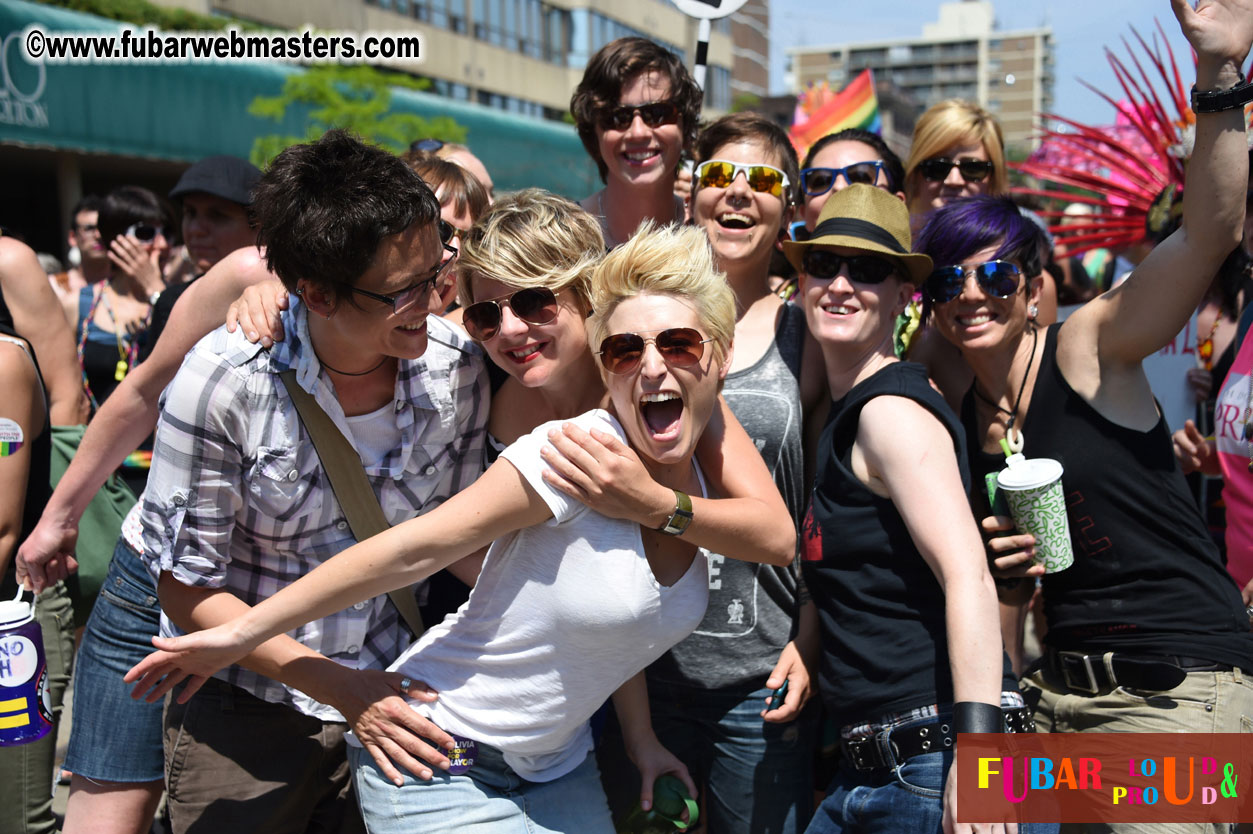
[789,69,881,160]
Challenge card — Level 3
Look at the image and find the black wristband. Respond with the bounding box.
[1190,79,1253,114]
[954,701,1003,734]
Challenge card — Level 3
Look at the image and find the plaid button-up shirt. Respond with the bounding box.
[141,303,487,721]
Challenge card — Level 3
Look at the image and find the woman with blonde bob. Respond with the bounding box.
[126,222,795,834]
[904,99,1007,225]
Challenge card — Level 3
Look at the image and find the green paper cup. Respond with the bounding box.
[995,454,1073,574]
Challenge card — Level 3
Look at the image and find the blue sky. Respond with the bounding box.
[768,1,1193,126]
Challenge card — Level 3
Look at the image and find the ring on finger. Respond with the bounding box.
[399,676,413,691]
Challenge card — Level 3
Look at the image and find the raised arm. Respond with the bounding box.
[0,237,87,426]
[16,246,272,592]
[1069,0,1252,366]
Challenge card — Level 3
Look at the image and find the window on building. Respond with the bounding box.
[705,65,731,111]
[430,0,447,28]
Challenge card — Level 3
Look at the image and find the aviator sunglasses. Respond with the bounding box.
[919,157,994,184]
[599,100,680,131]
[340,222,459,314]
[801,250,897,284]
[800,161,888,196]
[925,260,1022,304]
[462,287,560,341]
[695,160,790,198]
[597,328,713,375]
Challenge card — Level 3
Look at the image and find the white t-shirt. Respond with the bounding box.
[384,408,709,782]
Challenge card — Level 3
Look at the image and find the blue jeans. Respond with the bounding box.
[63,537,165,782]
[599,680,816,834]
[806,713,1058,834]
[351,741,614,834]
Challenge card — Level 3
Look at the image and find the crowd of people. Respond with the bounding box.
[0,2,1251,833]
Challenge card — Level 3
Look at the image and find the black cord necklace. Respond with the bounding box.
[973,325,1038,456]
[315,349,389,377]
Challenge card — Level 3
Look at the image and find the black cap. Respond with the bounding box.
[169,155,261,207]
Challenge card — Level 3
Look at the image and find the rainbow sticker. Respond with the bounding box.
[0,419,22,457]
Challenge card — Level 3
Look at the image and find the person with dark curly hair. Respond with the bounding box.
[570,37,702,249]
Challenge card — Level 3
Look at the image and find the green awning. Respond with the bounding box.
[0,0,597,196]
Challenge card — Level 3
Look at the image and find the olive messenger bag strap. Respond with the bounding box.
[278,370,425,639]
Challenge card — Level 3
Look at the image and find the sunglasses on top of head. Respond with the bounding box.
[919,157,994,184]
[599,100,680,132]
[462,287,560,342]
[124,223,165,243]
[800,161,888,197]
[695,160,791,199]
[597,328,713,375]
[801,249,897,284]
[924,260,1022,304]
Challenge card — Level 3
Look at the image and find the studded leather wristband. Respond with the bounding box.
[1190,79,1253,114]
[954,701,1003,734]
[656,489,693,536]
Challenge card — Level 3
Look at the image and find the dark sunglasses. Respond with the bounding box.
[801,249,897,284]
[462,287,560,341]
[919,156,994,183]
[695,160,790,198]
[124,223,165,243]
[925,260,1021,304]
[599,100,680,131]
[410,138,445,153]
[597,328,713,375]
[800,161,887,196]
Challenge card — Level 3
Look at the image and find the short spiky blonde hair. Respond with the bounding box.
[904,99,1008,201]
[456,188,603,310]
[587,223,735,368]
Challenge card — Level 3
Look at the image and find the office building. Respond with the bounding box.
[785,0,1054,151]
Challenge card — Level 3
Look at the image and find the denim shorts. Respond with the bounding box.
[63,537,165,782]
[351,740,614,834]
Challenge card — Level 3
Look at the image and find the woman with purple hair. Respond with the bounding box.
[914,0,1253,772]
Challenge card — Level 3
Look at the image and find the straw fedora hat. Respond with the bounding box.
[782,184,932,284]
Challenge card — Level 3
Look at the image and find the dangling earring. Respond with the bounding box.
[1028,304,1039,320]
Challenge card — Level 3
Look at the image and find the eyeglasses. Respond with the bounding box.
[124,223,165,243]
[695,160,790,198]
[925,260,1022,304]
[345,248,457,315]
[462,287,560,341]
[410,138,445,154]
[800,162,887,196]
[599,100,680,131]
[75,223,99,235]
[597,328,713,375]
[919,157,994,184]
[801,250,897,284]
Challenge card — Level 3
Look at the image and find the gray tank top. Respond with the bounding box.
[648,301,806,690]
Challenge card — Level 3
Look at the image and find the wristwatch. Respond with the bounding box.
[656,489,693,536]
[148,290,162,306]
[1190,79,1253,114]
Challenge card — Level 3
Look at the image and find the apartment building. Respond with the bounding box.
[785,0,1053,151]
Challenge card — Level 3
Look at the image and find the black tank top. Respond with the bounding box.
[802,361,969,726]
[965,324,1253,667]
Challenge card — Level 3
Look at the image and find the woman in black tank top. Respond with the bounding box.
[784,184,1008,834]
[913,2,1253,801]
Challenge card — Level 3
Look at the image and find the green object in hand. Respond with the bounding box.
[618,775,699,833]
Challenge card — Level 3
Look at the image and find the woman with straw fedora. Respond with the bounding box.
[786,185,1027,834]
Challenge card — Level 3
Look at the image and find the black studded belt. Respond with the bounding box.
[841,706,1036,772]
